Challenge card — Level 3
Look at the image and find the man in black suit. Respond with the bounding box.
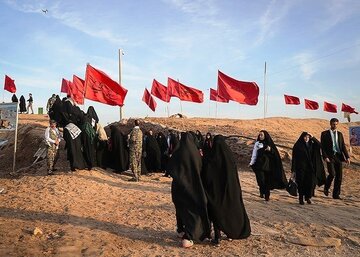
[321,118,350,199]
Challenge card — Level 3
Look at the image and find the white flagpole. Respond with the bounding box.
[263,61,267,119]
[12,103,19,173]
[166,85,170,117]
[119,49,124,121]
[177,79,183,114]
[208,90,210,117]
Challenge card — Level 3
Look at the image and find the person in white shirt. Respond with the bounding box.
[44,120,61,175]
[249,130,287,201]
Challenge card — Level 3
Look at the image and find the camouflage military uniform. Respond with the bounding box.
[45,127,60,173]
[129,127,143,181]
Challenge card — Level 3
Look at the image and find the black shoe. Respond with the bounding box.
[260,193,264,198]
[211,238,220,247]
[324,189,329,196]
[299,199,305,205]
[333,196,342,200]
[306,199,312,204]
[265,195,270,201]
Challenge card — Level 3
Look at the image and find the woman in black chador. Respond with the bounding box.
[202,135,251,246]
[292,132,325,205]
[144,130,161,173]
[202,132,213,161]
[11,94,18,103]
[19,95,27,113]
[79,115,97,170]
[61,111,86,171]
[86,106,99,129]
[156,132,169,173]
[108,125,129,173]
[195,130,204,148]
[249,130,287,201]
[167,132,211,248]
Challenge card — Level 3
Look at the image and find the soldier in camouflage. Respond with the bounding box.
[46,94,57,113]
[129,119,143,181]
[44,120,61,175]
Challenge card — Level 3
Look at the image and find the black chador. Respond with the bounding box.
[250,130,287,201]
[12,94,18,103]
[63,120,86,171]
[61,103,87,171]
[202,132,213,161]
[195,130,204,148]
[19,95,26,113]
[108,125,129,173]
[292,132,325,204]
[80,115,97,169]
[164,131,179,177]
[156,132,169,172]
[144,132,161,172]
[86,106,99,129]
[49,96,64,126]
[202,135,251,244]
[167,132,211,242]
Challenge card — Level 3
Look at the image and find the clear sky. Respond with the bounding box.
[1,0,359,125]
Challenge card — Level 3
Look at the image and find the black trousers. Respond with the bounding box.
[324,154,343,198]
[253,168,270,198]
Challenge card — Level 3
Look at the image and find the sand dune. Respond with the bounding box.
[0,114,359,256]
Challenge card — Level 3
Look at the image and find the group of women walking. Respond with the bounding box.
[164,128,327,248]
[167,132,251,248]
[249,130,325,205]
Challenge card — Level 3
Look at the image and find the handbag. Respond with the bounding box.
[286,178,298,196]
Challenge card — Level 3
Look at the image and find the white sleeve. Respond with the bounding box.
[44,128,56,144]
[249,141,259,166]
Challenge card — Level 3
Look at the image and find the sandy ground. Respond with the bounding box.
[0,115,359,257]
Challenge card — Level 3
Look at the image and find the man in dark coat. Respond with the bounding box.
[202,135,251,246]
[321,118,350,199]
[292,132,325,205]
[167,132,211,248]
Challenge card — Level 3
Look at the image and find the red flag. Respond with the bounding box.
[304,99,319,110]
[151,79,170,102]
[142,88,157,112]
[168,77,203,103]
[217,70,259,105]
[167,77,181,98]
[284,94,300,105]
[4,75,16,93]
[324,101,337,113]
[61,78,70,94]
[84,64,128,106]
[70,75,85,105]
[210,88,229,103]
[341,103,358,114]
